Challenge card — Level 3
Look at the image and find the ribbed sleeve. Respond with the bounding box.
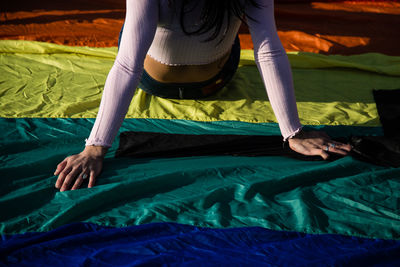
[246,0,303,140]
[85,0,302,147]
[85,0,159,147]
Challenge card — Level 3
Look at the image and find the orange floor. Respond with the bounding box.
[1,1,400,55]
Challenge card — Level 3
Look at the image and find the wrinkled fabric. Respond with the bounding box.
[1,41,400,127]
[1,117,399,242]
[116,87,400,167]
[2,3,400,264]
[1,222,400,267]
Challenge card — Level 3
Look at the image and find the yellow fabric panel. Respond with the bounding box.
[240,49,400,76]
[1,40,400,126]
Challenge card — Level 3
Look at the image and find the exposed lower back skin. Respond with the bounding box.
[1,1,400,55]
[143,52,231,83]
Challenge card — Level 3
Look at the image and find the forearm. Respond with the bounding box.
[255,50,302,140]
[246,0,302,140]
[85,62,142,147]
[85,0,158,148]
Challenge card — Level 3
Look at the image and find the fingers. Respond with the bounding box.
[309,132,352,153]
[289,138,349,160]
[318,149,329,160]
[54,152,103,191]
[71,170,88,190]
[60,167,81,192]
[303,146,330,160]
[58,168,94,191]
[328,146,348,155]
[54,159,68,176]
[309,142,351,160]
[55,165,72,189]
[55,167,99,191]
[289,130,353,161]
[334,142,352,152]
[324,142,352,155]
[88,170,96,188]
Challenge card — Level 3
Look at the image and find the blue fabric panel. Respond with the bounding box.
[1,222,399,267]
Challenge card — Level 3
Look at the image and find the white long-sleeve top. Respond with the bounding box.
[85,0,302,147]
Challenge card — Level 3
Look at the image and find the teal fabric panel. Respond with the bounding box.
[0,118,399,241]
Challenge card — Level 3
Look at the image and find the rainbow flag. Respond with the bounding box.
[1,39,399,265]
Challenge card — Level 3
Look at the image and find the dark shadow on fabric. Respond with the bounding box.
[274,4,400,56]
[1,11,125,25]
[0,187,55,222]
[0,153,62,196]
[243,160,357,202]
[1,0,125,12]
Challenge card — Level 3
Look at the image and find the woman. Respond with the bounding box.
[54,0,351,191]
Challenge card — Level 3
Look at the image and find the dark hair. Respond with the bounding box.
[175,0,261,42]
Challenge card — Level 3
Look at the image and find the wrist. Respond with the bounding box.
[83,145,108,158]
[288,128,304,140]
[284,128,304,149]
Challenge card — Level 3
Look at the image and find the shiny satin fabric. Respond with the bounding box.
[2,222,400,266]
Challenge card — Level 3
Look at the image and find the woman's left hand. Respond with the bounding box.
[288,130,352,160]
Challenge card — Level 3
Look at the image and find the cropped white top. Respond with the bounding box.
[85,0,302,147]
[147,0,242,65]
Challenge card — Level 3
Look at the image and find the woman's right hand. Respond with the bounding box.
[54,146,108,191]
[288,130,352,160]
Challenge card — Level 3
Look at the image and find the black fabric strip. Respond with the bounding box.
[116,89,400,167]
[373,89,400,138]
[115,131,344,162]
[350,136,400,167]
[348,88,400,167]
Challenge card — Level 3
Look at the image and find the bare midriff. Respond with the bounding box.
[143,51,231,83]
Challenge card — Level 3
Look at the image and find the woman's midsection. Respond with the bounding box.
[143,51,231,83]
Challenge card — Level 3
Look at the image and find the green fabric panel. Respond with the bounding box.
[240,49,400,76]
[1,40,400,127]
[1,118,399,241]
